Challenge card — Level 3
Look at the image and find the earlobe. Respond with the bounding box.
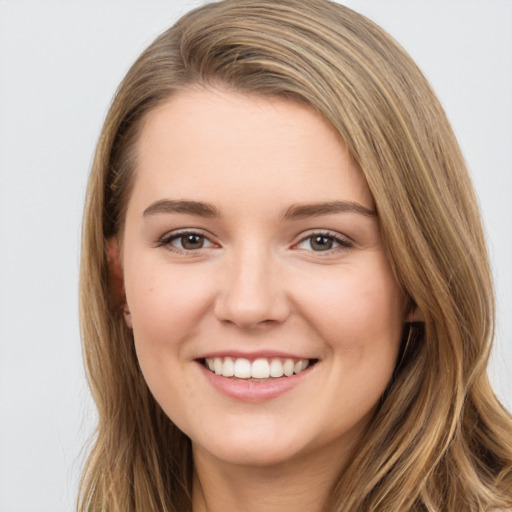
[106,237,132,328]
[123,308,133,329]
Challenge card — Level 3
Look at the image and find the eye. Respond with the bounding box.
[295,232,352,252]
[159,230,216,252]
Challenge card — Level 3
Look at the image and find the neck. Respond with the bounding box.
[191,443,352,512]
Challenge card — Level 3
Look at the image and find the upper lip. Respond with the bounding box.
[196,350,317,361]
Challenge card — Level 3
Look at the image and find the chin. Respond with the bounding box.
[191,419,311,468]
[197,442,303,469]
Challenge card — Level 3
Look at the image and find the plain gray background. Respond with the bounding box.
[0,1,510,510]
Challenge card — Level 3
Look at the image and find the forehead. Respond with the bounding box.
[130,87,373,211]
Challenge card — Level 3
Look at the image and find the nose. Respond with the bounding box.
[214,244,290,329]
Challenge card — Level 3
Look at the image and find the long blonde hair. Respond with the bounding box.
[79,1,512,510]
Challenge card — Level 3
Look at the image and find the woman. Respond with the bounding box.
[78,1,512,510]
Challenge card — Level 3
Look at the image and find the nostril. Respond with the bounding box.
[220,317,280,330]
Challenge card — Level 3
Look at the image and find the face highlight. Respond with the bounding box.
[119,88,406,471]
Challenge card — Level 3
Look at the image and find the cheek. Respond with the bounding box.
[298,266,404,419]
[125,262,215,353]
[295,261,405,352]
[124,264,215,417]
[305,273,403,325]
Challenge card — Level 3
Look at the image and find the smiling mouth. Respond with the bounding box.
[200,357,317,380]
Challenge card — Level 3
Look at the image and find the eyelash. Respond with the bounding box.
[157,229,353,254]
[157,229,215,254]
[295,230,353,254]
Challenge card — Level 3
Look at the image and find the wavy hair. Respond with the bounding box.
[78,1,512,510]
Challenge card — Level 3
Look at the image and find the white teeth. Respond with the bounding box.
[214,357,223,375]
[294,359,310,374]
[270,358,284,377]
[252,359,270,379]
[222,357,235,377]
[204,356,312,379]
[234,358,252,378]
[283,359,294,377]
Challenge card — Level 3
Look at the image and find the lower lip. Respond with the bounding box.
[198,362,314,403]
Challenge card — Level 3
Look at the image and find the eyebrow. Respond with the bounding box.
[281,201,376,220]
[142,199,376,220]
[143,199,220,218]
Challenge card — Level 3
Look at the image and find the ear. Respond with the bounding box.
[407,301,425,323]
[106,237,132,329]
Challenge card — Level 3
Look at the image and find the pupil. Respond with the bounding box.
[182,234,203,249]
[311,235,333,251]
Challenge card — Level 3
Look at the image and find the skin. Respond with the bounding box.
[117,87,408,512]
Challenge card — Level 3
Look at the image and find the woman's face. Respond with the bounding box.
[120,88,406,470]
